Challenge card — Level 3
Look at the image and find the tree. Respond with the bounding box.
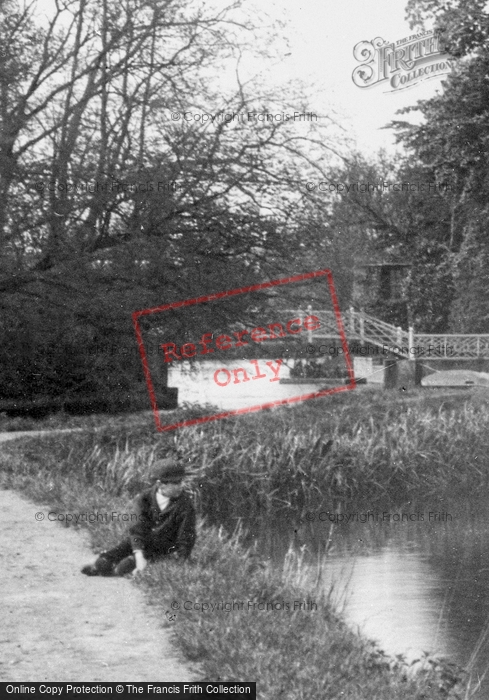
[305,152,455,331]
[391,0,489,331]
[0,0,348,403]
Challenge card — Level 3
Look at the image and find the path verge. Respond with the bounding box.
[0,431,197,682]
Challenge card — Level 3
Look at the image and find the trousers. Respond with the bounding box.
[98,534,177,575]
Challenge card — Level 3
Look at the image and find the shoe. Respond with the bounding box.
[81,555,114,577]
[81,564,99,576]
[114,555,136,576]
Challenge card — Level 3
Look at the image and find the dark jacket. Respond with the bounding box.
[129,485,196,559]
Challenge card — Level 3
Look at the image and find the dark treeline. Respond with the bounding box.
[323,0,489,333]
[0,0,487,407]
[0,0,353,405]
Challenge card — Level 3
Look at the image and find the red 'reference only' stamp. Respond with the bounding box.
[132,269,356,431]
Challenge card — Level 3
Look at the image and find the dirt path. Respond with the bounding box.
[0,431,198,682]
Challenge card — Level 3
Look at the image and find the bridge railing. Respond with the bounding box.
[415,334,489,359]
[282,307,409,355]
[350,310,409,351]
[282,308,342,338]
[280,308,489,359]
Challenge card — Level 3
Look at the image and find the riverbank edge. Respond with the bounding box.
[0,433,467,700]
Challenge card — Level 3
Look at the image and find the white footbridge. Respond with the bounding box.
[285,307,489,360]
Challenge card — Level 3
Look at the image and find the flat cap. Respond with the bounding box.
[152,457,185,483]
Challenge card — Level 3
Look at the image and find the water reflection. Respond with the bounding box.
[182,363,489,692]
[324,548,453,661]
[168,360,334,410]
[235,499,489,697]
[326,539,489,696]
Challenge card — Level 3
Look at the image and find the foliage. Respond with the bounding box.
[313,153,455,331]
[0,410,471,699]
[328,0,489,333]
[0,0,349,402]
[4,389,489,520]
[390,0,489,332]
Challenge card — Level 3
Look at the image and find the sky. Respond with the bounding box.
[260,0,447,155]
[30,0,452,157]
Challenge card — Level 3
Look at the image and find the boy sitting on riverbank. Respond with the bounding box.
[81,457,196,577]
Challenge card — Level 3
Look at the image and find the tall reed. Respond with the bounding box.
[4,391,489,520]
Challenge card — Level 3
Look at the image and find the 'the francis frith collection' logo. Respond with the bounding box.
[352,30,454,92]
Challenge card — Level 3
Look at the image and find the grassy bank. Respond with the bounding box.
[0,390,482,697]
[4,389,489,515]
[0,434,466,699]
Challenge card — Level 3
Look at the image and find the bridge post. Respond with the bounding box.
[408,325,415,361]
[307,304,313,343]
[396,326,402,350]
[360,312,365,347]
[349,306,355,336]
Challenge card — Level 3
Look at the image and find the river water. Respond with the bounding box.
[170,362,489,695]
[233,500,489,697]
[168,358,332,410]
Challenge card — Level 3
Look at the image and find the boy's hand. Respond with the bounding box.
[133,550,147,575]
